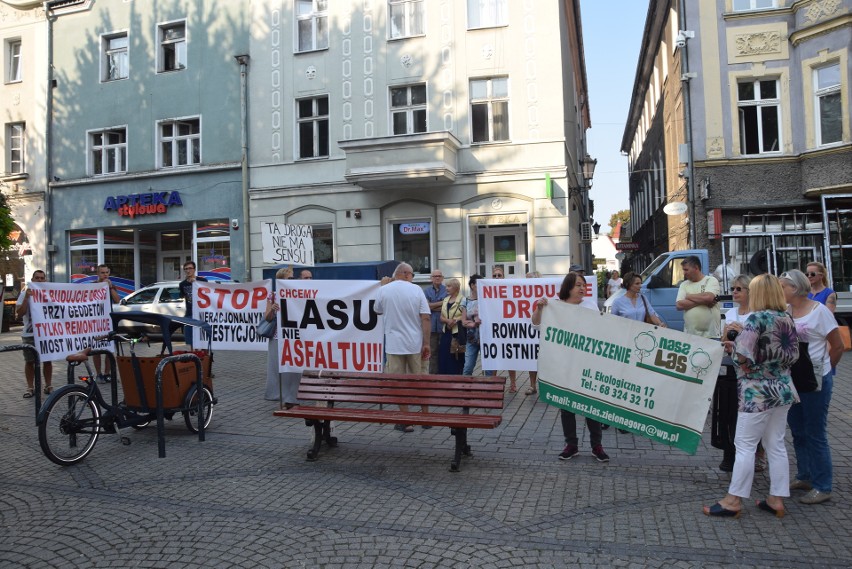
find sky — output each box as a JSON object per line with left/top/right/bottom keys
{"left": 579, "top": 0, "right": 650, "bottom": 235}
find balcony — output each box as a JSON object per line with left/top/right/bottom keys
{"left": 338, "top": 131, "right": 461, "bottom": 189}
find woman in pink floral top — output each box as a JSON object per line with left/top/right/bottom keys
{"left": 704, "top": 274, "right": 799, "bottom": 519}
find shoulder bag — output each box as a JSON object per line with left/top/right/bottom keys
{"left": 256, "top": 317, "right": 276, "bottom": 339}
{"left": 639, "top": 295, "right": 655, "bottom": 325}
{"left": 790, "top": 342, "right": 818, "bottom": 393}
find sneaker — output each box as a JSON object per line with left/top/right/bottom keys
{"left": 103, "top": 374, "right": 112, "bottom": 383}
{"left": 799, "top": 489, "right": 831, "bottom": 504}
{"left": 558, "top": 445, "right": 579, "bottom": 460}
{"left": 790, "top": 479, "right": 813, "bottom": 491}
{"left": 592, "top": 445, "right": 610, "bottom": 462}
{"left": 97, "top": 374, "right": 107, "bottom": 383}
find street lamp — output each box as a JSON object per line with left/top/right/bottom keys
{"left": 580, "top": 154, "right": 597, "bottom": 185}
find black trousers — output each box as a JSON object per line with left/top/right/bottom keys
{"left": 561, "top": 409, "right": 603, "bottom": 448}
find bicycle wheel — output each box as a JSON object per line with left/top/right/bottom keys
{"left": 183, "top": 386, "right": 214, "bottom": 433}
{"left": 38, "top": 385, "right": 101, "bottom": 466}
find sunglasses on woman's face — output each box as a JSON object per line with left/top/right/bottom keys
{"left": 732, "top": 286, "right": 747, "bottom": 292}
{"left": 806, "top": 272, "right": 819, "bottom": 277}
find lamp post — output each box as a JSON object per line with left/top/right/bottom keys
{"left": 576, "top": 154, "right": 597, "bottom": 272}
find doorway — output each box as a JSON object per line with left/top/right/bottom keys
{"left": 160, "top": 252, "right": 191, "bottom": 281}
{"left": 474, "top": 226, "right": 529, "bottom": 278}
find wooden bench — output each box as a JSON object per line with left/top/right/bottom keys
{"left": 273, "top": 371, "right": 506, "bottom": 472}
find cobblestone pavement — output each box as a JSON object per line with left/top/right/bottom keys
{"left": 1, "top": 327, "right": 850, "bottom": 568}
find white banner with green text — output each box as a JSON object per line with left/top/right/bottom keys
{"left": 537, "top": 301, "right": 723, "bottom": 454}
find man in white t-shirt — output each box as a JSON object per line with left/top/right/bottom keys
{"left": 375, "top": 262, "right": 431, "bottom": 432}
{"left": 676, "top": 256, "right": 721, "bottom": 338}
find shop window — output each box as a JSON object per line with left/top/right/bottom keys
{"left": 6, "top": 39, "right": 21, "bottom": 83}
{"left": 296, "top": 0, "right": 328, "bottom": 53}
{"left": 391, "top": 219, "right": 432, "bottom": 275}
{"left": 197, "top": 220, "right": 231, "bottom": 281}
{"left": 815, "top": 63, "right": 841, "bottom": 146}
{"left": 390, "top": 84, "right": 427, "bottom": 135}
{"left": 89, "top": 127, "right": 127, "bottom": 175}
{"left": 312, "top": 225, "right": 334, "bottom": 263}
{"left": 158, "top": 21, "right": 186, "bottom": 72}
{"left": 102, "top": 32, "right": 128, "bottom": 81}
{"left": 297, "top": 96, "right": 329, "bottom": 159}
{"left": 470, "top": 77, "right": 509, "bottom": 143}
{"left": 6, "top": 122, "right": 24, "bottom": 174}
{"left": 158, "top": 117, "right": 200, "bottom": 168}
{"left": 737, "top": 79, "right": 780, "bottom": 155}
{"left": 389, "top": 0, "right": 424, "bottom": 39}
{"left": 467, "top": 0, "right": 507, "bottom": 29}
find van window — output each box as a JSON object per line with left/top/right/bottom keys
{"left": 653, "top": 258, "right": 685, "bottom": 288}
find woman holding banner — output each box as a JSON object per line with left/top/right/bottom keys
{"left": 263, "top": 267, "right": 301, "bottom": 408}
{"left": 532, "top": 271, "right": 610, "bottom": 463}
{"left": 704, "top": 274, "right": 799, "bottom": 518}
{"left": 460, "top": 275, "right": 484, "bottom": 376}
{"left": 438, "top": 278, "right": 466, "bottom": 375}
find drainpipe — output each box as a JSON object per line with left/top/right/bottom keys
{"left": 235, "top": 55, "right": 251, "bottom": 282}
{"left": 678, "top": 0, "right": 697, "bottom": 249}
{"left": 43, "top": 1, "right": 59, "bottom": 281}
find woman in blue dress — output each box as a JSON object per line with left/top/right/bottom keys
{"left": 610, "top": 272, "right": 666, "bottom": 327}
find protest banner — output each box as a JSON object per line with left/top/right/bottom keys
{"left": 537, "top": 301, "right": 722, "bottom": 454}
{"left": 29, "top": 282, "right": 114, "bottom": 362}
{"left": 478, "top": 276, "right": 597, "bottom": 372}
{"left": 276, "top": 280, "right": 383, "bottom": 373}
{"left": 261, "top": 222, "right": 315, "bottom": 265}
{"left": 194, "top": 280, "right": 271, "bottom": 350}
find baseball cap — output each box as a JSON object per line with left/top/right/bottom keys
{"left": 569, "top": 264, "right": 584, "bottom": 273}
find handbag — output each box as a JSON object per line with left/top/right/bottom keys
{"left": 839, "top": 325, "right": 851, "bottom": 351}
{"left": 256, "top": 318, "right": 276, "bottom": 339}
{"left": 639, "top": 295, "right": 655, "bottom": 325}
{"left": 790, "top": 342, "right": 818, "bottom": 393}
{"left": 450, "top": 336, "right": 466, "bottom": 355}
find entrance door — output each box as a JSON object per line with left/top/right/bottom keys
{"left": 160, "top": 252, "right": 191, "bottom": 281}
{"left": 475, "top": 227, "right": 528, "bottom": 278}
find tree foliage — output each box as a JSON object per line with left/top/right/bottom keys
{"left": 0, "top": 192, "right": 15, "bottom": 252}
{"left": 609, "top": 209, "right": 630, "bottom": 233}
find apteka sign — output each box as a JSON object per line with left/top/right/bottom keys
{"left": 103, "top": 191, "right": 183, "bottom": 218}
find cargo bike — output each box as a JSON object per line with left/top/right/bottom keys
{"left": 37, "top": 312, "right": 217, "bottom": 465}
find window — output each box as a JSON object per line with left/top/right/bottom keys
{"left": 311, "top": 225, "right": 334, "bottom": 263}
{"left": 470, "top": 77, "right": 509, "bottom": 143}
{"left": 391, "top": 220, "right": 432, "bottom": 275}
{"left": 297, "top": 96, "right": 329, "bottom": 159}
{"left": 737, "top": 79, "right": 780, "bottom": 155}
{"left": 390, "top": 84, "right": 427, "bottom": 135}
{"left": 89, "top": 127, "right": 127, "bottom": 175}
{"left": 102, "top": 33, "right": 128, "bottom": 81}
{"left": 296, "top": 0, "right": 328, "bottom": 52}
{"left": 6, "top": 39, "right": 21, "bottom": 83}
{"left": 159, "top": 118, "right": 200, "bottom": 168}
{"left": 467, "top": 0, "right": 507, "bottom": 29}
{"left": 158, "top": 21, "right": 186, "bottom": 72}
{"left": 389, "top": 0, "right": 424, "bottom": 39}
{"left": 815, "top": 63, "right": 841, "bottom": 146}
{"left": 732, "top": 0, "right": 776, "bottom": 11}
{"left": 6, "top": 123, "right": 24, "bottom": 174}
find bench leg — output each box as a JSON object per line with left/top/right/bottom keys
{"left": 449, "top": 427, "right": 470, "bottom": 472}
{"left": 306, "top": 420, "right": 336, "bottom": 461}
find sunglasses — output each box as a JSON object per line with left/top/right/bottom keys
{"left": 732, "top": 286, "right": 748, "bottom": 292}
{"left": 492, "top": 274, "right": 504, "bottom": 278}
{"left": 806, "top": 272, "right": 820, "bottom": 277}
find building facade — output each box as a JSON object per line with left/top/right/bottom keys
{"left": 622, "top": 0, "right": 851, "bottom": 273}
{"left": 46, "top": 0, "right": 249, "bottom": 292}
{"left": 246, "top": 0, "right": 594, "bottom": 283}
{"left": 1, "top": 0, "right": 48, "bottom": 289}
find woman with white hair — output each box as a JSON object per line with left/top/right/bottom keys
{"left": 779, "top": 269, "right": 844, "bottom": 505}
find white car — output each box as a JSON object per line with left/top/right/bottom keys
{"left": 112, "top": 281, "right": 186, "bottom": 335}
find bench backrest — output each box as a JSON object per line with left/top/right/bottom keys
{"left": 298, "top": 372, "right": 505, "bottom": 411}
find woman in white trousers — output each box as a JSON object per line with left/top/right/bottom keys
{"left": 703, "top": 274, "right": 799, "bottom": 519}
